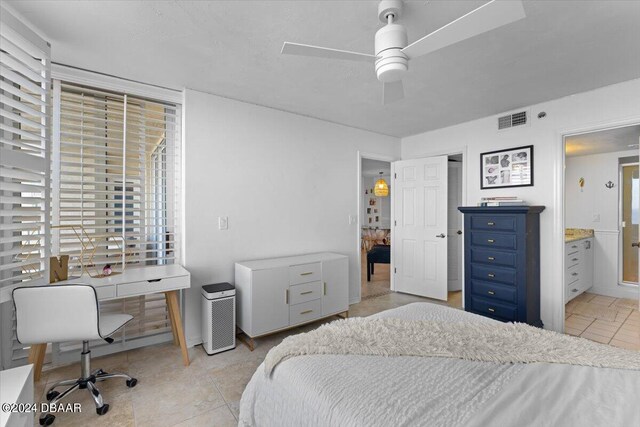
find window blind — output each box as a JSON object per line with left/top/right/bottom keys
{"left": 0, "top": 6, "right": 51, "bottom": 368}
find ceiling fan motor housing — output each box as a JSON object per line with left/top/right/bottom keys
{"left": 374, "top": 23, "right": 408, "bottom": 83}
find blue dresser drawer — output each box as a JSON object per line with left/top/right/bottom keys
{"left": 470, "top": 231, "right": 517, "bottom": 250}
{"left": 470, "top": 263, "right": 517, "bottom": 285}
{"left": 470, "top": 248, "right": 517, "bottom": 268}
{"left": 470, "top": 215, "right": 517, "bottom": 232}
{"left": 470, "top": 296, "right": 517, "bottom": 322}
{"left": 470, "top": 280, "right": 517, "bottom": 304}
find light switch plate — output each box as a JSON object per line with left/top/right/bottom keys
{"left": 592, "top": 214, "right": 600, "bottom": 222}
{"left": 218, "top": 216, "right": 228, "bottom": 230}
{"left": 349, "top": 215, "right": 356, "bottom": 225}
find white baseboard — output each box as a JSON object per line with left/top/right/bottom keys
{"left": 589, "top": 284, "right": 639, "bottom": 301}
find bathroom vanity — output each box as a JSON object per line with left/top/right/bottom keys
{"left": 565, "top": 229, "right": 594, "bottom": 302}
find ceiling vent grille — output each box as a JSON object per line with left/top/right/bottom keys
{"left": 498, "top": 111, "right": 527, "bottom": 130}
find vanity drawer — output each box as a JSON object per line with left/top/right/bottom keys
{"left": 470, "top": 280, "right": 517, "bottom": 304}
{"left": 470, "top": 232, "right": 517, "bottom": 250}
{"left": 565, "top": 242, "right": 580, "bottom": 256}
{"left": 470, "top": 263, "right": 517, "bottom": 286}
{"left": 95, "top": 285, "right": 116, "bottom": 300}
{"left": 289, "top": 299, "right": 322, "bottom": 326}
{"left": 116, "top": 275, "right": 188, "bottom": 297}
{"left": 565, "top": 264, "right": 580, "bottom": 285}
{"left": 470, "top": 215, "right": 517, "bottom": 232}
{"left": 470, "top": 296, "right": 517, "bottom": 322}
{"left": 470, "top": 248, "right": 517, "bottom": 268}
{"left": 566, "top": 251, "right": 581, "bottom": 268}
{"left": 289, "top": 263, "right": 321, "bottom": 285}
{"left": 289, "top": 281, "right": 323, "bottom": 305}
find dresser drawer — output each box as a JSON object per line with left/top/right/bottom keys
{"left": 95, "top": 285, "right": 116, "bottom": 300}
{"left": 470, "top": 232, "right": 517, "bottom": 250}
{"left": 470, "top": 248, "right": 517, "bottom": 268}
{"left": 470, "top": 280, "right": 517, "bottom": 304}
{"left": 470, "top": 296, "right": 517, "bottom": 322}
{"left": 289, "top": 281, "right": 322, "bottom": 305}
{"left": 566, "top": 251, "right": 581, "bottom": 268}
{"left": 565, "top": 242, "right": 580, "bottom": 256}
{"left": 470, "top": 264, "right": 517, "bottom": 286}
{"left": 289, "top": 263, "right": 321, "bottom": 285}
{"left": 566, "top": 264, "right": 580, "bottom": 285}
{"left": 470, "top": 215, "right": 517, "bottom": 232}
{"left": 116, "top": 275, "right": 188, "bottom": 297}
{"left": 289, "top": 299, "right": 322, "bottom": 326}
{"left": 566, "top": 281, "right": 582, "bottom": 301}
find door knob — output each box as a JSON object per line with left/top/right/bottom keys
{"left": 632, "top": 242, "right": 640, "bottom": 248}
{"left": 436, "top": 233, "right": 446, "bottom": 238}
{"left": 456, "top": 230, "right": 462, "bottom": 235}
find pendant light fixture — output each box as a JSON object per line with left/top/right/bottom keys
{"left": 374, "top": 171, "right": 389, "bottom": 197}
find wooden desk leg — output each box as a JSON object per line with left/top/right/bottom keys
{"left": 165, "top": 293, "right": 180, "bottom": 346}
{"left": 28, "top": 343, "right": 47, "bottom": 382}
{"left": 236, "top": 333, "right": 255, "bottom": 351}
{"left": 165, "top": 290, "right": 190, "bottom": 366}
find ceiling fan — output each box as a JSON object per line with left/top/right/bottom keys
{"left": 281, "top": 0, "right": 526, "bottom": 104}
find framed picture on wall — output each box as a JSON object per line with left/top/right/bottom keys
{"left": 480, "top": 145, "right": 533, "bottom": 189}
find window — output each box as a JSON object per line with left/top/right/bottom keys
{"left": 0, "top": 7, "right": 51, "bottom": 368}
{"left": 52, "top": 81, "right": 181, "bottom": 273}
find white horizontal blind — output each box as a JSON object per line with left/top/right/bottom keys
{"left": 0, "top": 6, "right": 51, "bottom": 368}
{"left": 51, "top": 81, "right": 181, "bottom": 357}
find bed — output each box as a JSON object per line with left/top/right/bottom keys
{"left": 239, "top": 302, "right": 640, "bottom": 427}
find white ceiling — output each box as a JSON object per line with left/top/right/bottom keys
{"left": 8, "top": 0, "right": 640, "bottom": 137}
{"left": 565, "top": 125, "right": 640, "bottom": 157}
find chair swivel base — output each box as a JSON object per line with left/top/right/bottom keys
{"left": 39, "top": 342, "right": 137, "bottom": 426}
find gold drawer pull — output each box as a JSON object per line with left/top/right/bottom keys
{"left": 487, "top": 290, "right": 495, "bottom": 295}
{"left": 300, "top": 309, "right": 313, "bottom": 315}
{"left": 487, "top": 239, "right": 495, "bottom": 243}
{"left": 487, "top": 256, "right": 495, "bottom": 261}
{"left": 488, "top": 273, "right": 495, "bottom": 278}
{"left": 488, "top": 308, "right": 495, "bottom": 313}
{"left": 487, "top": 222, "right": 495, "bottom": 226}
{"left": 300, "top": 291, "right": 313, "bottom": 295}
{"left": 300, "top": 272, "right": 313, "bottom": 276}
{"left": 323, "top": 282, "right": 327, "bottom": 295}
{"left": 285, "top": 289, "right": 289, "bottom": 304}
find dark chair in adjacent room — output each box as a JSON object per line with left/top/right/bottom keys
{"left": 367, "top": 244, "right": 390, "bottom": 281}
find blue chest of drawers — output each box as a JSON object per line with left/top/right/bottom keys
{"left": 458, "top": 206, "right": 545, "bottom": 327}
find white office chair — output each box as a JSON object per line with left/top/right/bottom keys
{"left": 13, "top": 284, "right": 138, "bottom": 426}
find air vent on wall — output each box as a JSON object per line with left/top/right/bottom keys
{"left": 498, "top": 111, "right": 527, "bottom": 130}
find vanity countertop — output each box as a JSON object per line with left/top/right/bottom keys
{"left": 565, "top": 228, "right": 594, "bottom": 243}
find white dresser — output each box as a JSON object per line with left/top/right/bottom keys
{"left": 235, "top": 253, "right": 349, "bottom": 346}
{"left": 565, "top": 237, "right": 594, "bottom": 302}
{"left": 0, "top": 365, "right": 33, "bottom": 427}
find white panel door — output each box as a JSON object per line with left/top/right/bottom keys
{"left": 393, "top": 156, "right": 448, "bottom": 300}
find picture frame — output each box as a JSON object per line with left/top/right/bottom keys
{"left": 480, "top": 145, "right": 533, "bottom": 189}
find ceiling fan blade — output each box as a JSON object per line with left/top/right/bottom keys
{"left": 402, "top": 0, "right": 525, "bottom": 60}
{"left": 383, "top": 80, "right": 404, "bottom": 105}
{"left": 281, "top": 42, "right": 375, "bottom": 63}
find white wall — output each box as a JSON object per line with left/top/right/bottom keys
{"left": 184, "top": 89, "right": 399, "bottom": 345}
{"left": 401, "top": 78, "right": 640, "bottom": 332}
{"left": 566, "top": 150, "right": 639, "bottom": 299}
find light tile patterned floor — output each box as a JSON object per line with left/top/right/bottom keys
{"left": 565, "top": 292, "right": 640, "bottom": 351}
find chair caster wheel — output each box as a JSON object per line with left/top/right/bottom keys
{"left": 39, "top": 414, "right": 55, "bottom": 425}
{"left": 95, "top": 369, "right": 107, "bottom": 375}
{"left": 126, "top": 378, "right": 137, "bottom": 388}
{"left": 96, "top": 404, "right": 109, "bottom": 416}
{"left": 46, "top": 390, "right": 60, "bottom": 401}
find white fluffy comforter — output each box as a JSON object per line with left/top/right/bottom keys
{"left": 240, "top": 303, "right": 640, "bottom": 427}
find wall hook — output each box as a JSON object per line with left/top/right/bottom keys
{"left": 605, "top": 181, "right": 615, "bottom": 189}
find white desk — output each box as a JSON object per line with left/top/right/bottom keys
{"left": 28, "top": 265, "right": 191, "bottom": 381}
{"left": 0, "top": 365, "right": 34, "bottom": 427}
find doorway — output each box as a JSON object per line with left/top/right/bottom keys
{"left": 360, "top": 158, "right": 392, "bottom": 300}
{"left": 447, "top": 155, "right": 464, "bottom": 308}
{"left": 563, "top": 124, "right": 640, "bottom": 350}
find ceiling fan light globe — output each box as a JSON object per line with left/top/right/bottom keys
{"left": 375, "top": 49, "right": 408, "bottom": 82}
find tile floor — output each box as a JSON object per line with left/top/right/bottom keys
{"left": 565, "top": 292, "right": 640, "bottom": 350}
{"left": 33, "top": 291, "right": 445, "bottom": 427}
